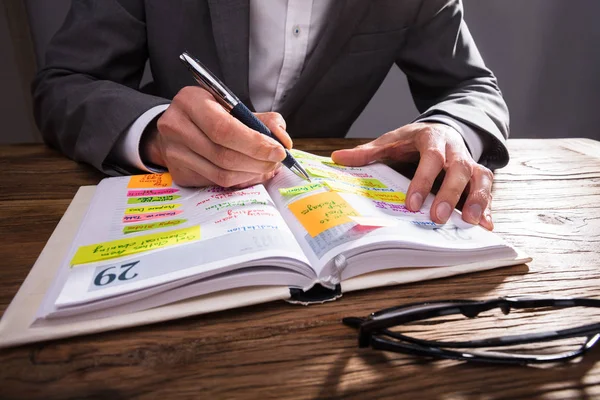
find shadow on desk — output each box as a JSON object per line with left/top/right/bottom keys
{"left": 319, "top": 342, "right": 600, "bottom": 399}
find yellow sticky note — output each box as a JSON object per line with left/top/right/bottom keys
{"left": 323, "top": 181, "right": 405, "bottom": 203}
{"left": 364, "top": 191, "right": 406, "bottom": 203}
{"left": 289, "top": 149, "right": 332, "bottom": 162}
{"left": 305, "top": 167, "right": 387, "bottom": 188}
{"left": 71, "top": 226, "right": 201, "bottom": 265}
{"left": 278, "top": 183, "right": 324, "bottom": 196}
{"left": 288, "top": 192, "right": 359, "bottom": 237}
{"left": 305, "top": 166, "right": 339, "bottom": 179}
{"left": 128, "top": 173, "right": 173, "bottom": 189}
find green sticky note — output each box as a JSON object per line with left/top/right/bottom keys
{"left": 123, "top": 219, "right": 187, "bottom": 234}
{"left": 127, "top": 195, "right": 181, "bottom": 204}
{"left": 278, "top": 183, "right": 324, "bottom": 196}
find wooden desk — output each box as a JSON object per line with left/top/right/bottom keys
{"left": 1, "top": 139, "right": 599, "bottom": 399}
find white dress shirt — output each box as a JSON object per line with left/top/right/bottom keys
{"left": 111, "top": 0, "right": 483, "bottom": 172}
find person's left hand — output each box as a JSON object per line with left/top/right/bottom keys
{"left": 331, "top": 122, "right": 494, "bottom": 230}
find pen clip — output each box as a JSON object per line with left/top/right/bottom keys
{"left": 179, "top": 51, "right": 239, "bottom": 110}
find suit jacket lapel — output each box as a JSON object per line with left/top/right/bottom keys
{"left": 278, "top": 0, "right": 370, "bottom": 118}
{"left": 207, "top": 0, "right": 253, "bottom": 108}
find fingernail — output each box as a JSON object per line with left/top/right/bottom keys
{"left": 468, "top": 204, "right": 482, "bottom": 222}
{"left": 436, "top": 202, "right": 452, "bottom": 222}
{"left": 409, "top": 193, "right": 423, "bottom": 211}
{"left": 486, "top": 214, "right": 494, "bottom": 230}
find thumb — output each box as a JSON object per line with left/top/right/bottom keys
{"left": 331, "top": 142, "right": 381, "bottom": 167}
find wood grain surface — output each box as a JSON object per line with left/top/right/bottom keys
{"left": 0, "top": 139, "right": 599, "bottom": 400}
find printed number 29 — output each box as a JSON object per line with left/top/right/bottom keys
{"left": 94, "top": 261, "right": 139, "bottom": 287}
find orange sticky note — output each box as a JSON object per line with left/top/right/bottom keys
{"left": 288, "top": 192, "right": 359, "bottom": 237}
{"left": 128, "top": 173, "right": 173, "bottom": 189}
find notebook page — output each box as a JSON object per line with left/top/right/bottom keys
{"left": 265, "top": 150, "right": 512, "bottom": 279}
{"left": 49, "top": 174, "right": 312, "bottom": 310}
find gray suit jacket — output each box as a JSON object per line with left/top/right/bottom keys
{"left": 32, "top": 0, "right": 510, "bottom": 174}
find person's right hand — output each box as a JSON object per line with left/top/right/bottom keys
{"left": 141, "top": 86, "right": 293, "bottom": 188}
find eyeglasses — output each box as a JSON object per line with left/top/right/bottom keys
{"left": 343, "top": 297, "right": 600, "bottom": 365}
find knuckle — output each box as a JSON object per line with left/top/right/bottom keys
{"left": 471, "top": 188, "right": 492, "bottom": 204}
{"left": 177, "top": 86, "right": 207, "bottom": 100}
{"left": 175, "top": 86, "right": 193, "bottom": 100}
{"left": 417, "top": 125, "right": 437, "bottom": 141}
{"left": 156, "top": 114, "right": 170, "bottom": 134}
{"left": 175, "top": 86, "right": 199, "bottom": 108}
{"left": 253, "top": 141, "right": 276, "bottom": 160}
{"left": 424, "top": 147, "right": 445, "bottom": 165}
{"left": 271, "top": 112, "right": 285, "bottom": 127}
{"left": 479, "top": 165, "right": 494, "bottom": 180}
{"left": 449, "top": 158, "right": 474, "bottom": 175}
{"left": 156, "top": 110, "right": 180, "bottom": 136}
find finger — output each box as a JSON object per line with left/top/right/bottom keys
{"left": 331, "top": 133, "right": 406, "bottom": 166}
{"left": 430, "top": 159, "right": 473, "bottom": 224}
{"left": 481, "top": 206, "right": 494, "bottom": 231}
{"left": 188, "top": 95, "right": 286, "bottom": 162}
{"left": 405, "top": 138, "right": 446, "bottom": 213}
{"left": 159, "top": 106, "right": 279, "bottom": 174}
{"left": 169, "top": 164, "right": 214, "bottom": 188}
{"left": 162, "top": 140, "right": 260, "bottom": 188}
{"left": 256, "top": 112, "right": 293, "bottom": 149}
{"left": 463, "top": 166, "right": 494, "bottom": 230}
{"left": 230, "top": 170, "right": 278, "bottom": 190}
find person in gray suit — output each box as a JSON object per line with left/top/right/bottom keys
{"left": 33, "top": 0, "right": 508, "bottom": 230}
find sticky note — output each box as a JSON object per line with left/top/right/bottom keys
{"left": 323, "top": 181, "right": 405, "bottom": 204}
{"left": 123, "top": 219, "right": 187, "bottom": 234}
{"left": 320, "top": 161, "right": 342, "bottom": 169}
{"left": 127, "top": 188, "right": 179, "bottom": 197}
{"left": 71, "top": 226, "right": 201, "bottom": 265}
{"left": 364, "top": 191, "right": 406, "bottom": 203}
{"left": 127, "top": 195, "right": 181, "bottom": 204}
{"left": 128, "top": 173, "right": 173, "bottom": 189}
{"left": 122, "top": 210, "right": 183, "bottom": 223}
{"left": 305, "top": 167, "right": 387, "bottom": 188}
{"left": 278, "top": 183, "right": 324, "bottom": 196}
{"left": 289, "top": 149, "right": 332, "bottom": 162}
{"left": 288, "top": 192, "right": 359, "bottom": 237}
{"left": 305, "top": 166, "right": 339, "bottom": 179}
{"left": 124, "top": 204, "right": 181, "bottom": 215}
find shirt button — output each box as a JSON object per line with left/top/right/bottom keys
{"left": 293, "top": 25, "right": 301, "bottom": 37}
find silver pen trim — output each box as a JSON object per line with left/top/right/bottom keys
{"left": 290, "top": 163, "right": 311, "bottom": 182}
{"left": 180, "top": 52, "right": 239, "bottom": 110}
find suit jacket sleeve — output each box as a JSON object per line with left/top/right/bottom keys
{"left": 396, "top": 0, "right": 510, "bottom": 170}
{"left": 32, "top": 0, "right": 170, "bottom": 175}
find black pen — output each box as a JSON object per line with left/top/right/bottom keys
{"left": 179, "top": 51, "right": 311, "bottom": 182}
